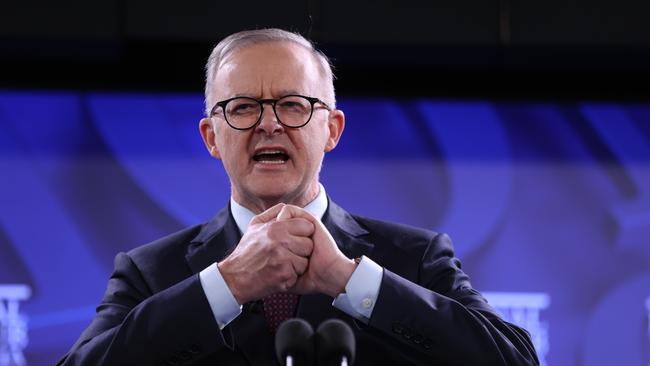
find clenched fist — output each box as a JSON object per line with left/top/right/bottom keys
{"left": 218, "top": 203, "right": 316, "bottom": 304}
{"left": 276, "top": 205, "right": 356, "bottom": 298}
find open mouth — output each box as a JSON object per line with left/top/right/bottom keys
{"left": 252, "top": 149, "right": 290, "bottom": 164}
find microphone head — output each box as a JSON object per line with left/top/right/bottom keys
{"left": 316, "top": 319, "right": 356, "bottom": 366}
{"left": 275, "top": 318, "right": 315, "bottom": 366}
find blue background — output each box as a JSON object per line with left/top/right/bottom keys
{"left": 1, "top": 91, "right": 649, "bottom": 365}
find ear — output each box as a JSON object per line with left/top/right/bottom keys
{"left": 199, "top": 118, "right": 222, "bottom": 159}
{"left": 324, "top": 109, "right": 345, "bottom": 152}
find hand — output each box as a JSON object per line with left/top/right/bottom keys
{"left": 217, "top": 203, "right": 315, "bottom": 304}
{"left": 277, "top": 205, "right": 356, "bottom": 298}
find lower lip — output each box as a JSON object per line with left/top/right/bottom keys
{"left": 253, "top": 159, "right": 290, "bottom": 170}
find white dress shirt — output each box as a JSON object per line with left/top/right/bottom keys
{"left": 199, "top": 184, "right": 383, "bottom": 329}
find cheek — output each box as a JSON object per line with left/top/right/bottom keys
{"left": 303, "top": 135, "right": 328, "bottom": 166}
{"left": 216, "top": 133, "right": 247, "bottom": 164}
{"left": 288, "top": 125, "right": 328, "bottom": 166}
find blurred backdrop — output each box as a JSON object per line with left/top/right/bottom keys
{"left": 1, "top": 1, "right": 649, "bottom": 365}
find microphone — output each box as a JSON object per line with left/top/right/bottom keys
{"left": 275, "top": 318, "right": 315, "bottom": 366}
{"left": 315, "top": 319, "right": 356, "bottom": 366}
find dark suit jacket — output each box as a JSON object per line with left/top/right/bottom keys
{"left": 58, "top": 199, "right": 538, "bottom": 366}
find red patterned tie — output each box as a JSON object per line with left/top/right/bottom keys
{"left": 262, "top": 292, "right": 300, "bottom": 333}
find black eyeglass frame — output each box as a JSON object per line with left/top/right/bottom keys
{"left": 209, "top": 94, "right": 331, "bottom": 130}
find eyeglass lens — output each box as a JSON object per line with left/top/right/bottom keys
{"left": 224, "top": 96, "right": 313, "bottom": 129}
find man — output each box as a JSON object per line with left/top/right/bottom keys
{"left": 59, "top": 29, "right": 538, "bottom": 365}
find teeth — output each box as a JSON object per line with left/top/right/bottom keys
{"left": 254, "top": 149, "right": 288, "bottom": 164}
{"left": 257, "top": 149, "right": 284, "bottom": 154}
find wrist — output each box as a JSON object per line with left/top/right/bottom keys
{"left": 324, "top": 257, "right": 357, "bottom": 298}
{"left": 217, "top": 260, "right": 247, "bottom": 305}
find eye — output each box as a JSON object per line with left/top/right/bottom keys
{"left": 277, "top": 98, "right": 309, "bottom": 114}
{"left": 228, "top": 100, "right": 259, "bottom": 115}
{"left": 234, "top": 103, "right": 255, "bottom": 111}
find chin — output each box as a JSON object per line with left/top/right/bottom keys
{"left": 238, "top": 173, "right": 315, "bottom": 205}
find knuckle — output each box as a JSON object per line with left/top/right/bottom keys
{"left": 280, "top": 268, "right": 295, "bottom": 282}
{"left": 266, "top": 222, "right": 280, "bottom": 239}
{"left": 267, "top": 222, "right": 288, "bottom": 241}
{"left": 267, "top": 250, "right": 291, "bottom": 271}
{"left": 267, "top": 255, "right": 284, "bottom": 270}
{"left": 296, "top": 263, "right": 307, "bottom": 275}
{"left": 270, "top": 245, "right": 285, "bottom": 259}
{"left": 276, "top": 237, "right": 290, "bottom": 250}
{"left": 285, "top": 276, "right": 297, "bottom": 288}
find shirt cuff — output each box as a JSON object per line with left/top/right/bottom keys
{"left": 332, "top": 256, "right": 383, "bottom": 323}
{"left": 199, "top": 262, "right": 243, "bottom": 329}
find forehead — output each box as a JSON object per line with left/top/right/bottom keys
{"left": 212, "top": 41, "right": 322, "bottom": 100}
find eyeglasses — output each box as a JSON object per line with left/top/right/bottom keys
{"left": 210, "top": 94, "right": 331, "bottom": 130}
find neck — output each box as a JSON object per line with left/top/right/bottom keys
{"left": 233, "top": 181, "right": 320, "bottom": 214}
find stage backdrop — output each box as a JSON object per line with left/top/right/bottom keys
{"left": 1, "top": 91, "right": 649, "bottom": 366}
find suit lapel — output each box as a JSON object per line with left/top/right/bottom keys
{"left": 185, "top": 206, "right": 241, "bottom": 275}
{"left": 322, "top": 198, "right": 374, "bottom": 260}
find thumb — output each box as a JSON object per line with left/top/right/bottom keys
{"left": 250, "top": 203, "right": 286, "bottom": 224}
{"left": 277, "top": 205, "right": 294, "bottom": 221}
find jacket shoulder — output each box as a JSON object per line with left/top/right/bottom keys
{"left": 111, "top": 224, "right": 207, "bottom": 293}
{"left": 127, "top": 224, "right": 204, "bottom": 260}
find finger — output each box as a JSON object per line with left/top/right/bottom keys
{"left": 277, "top": 265, "right": 298, "bottom": 291}
{"left": 251, "top": 203, "right": 285, "bottom": 224}
{"left": 313, "top": 217, "right": 337, "bottom": 244}
{"left": 277, "top": 205, "right": 318, "bottom": 224}
{"left": 283, "top": 218, "right": 315, "bottom": 237}
{"left": 283, "top": 275, "right": 298, "bottom": 291}
{"left": 282, "top": 236, "right": 314, "bottom": 257}
{"left": 290, "top": 254, "right": 309, "bottom": 276}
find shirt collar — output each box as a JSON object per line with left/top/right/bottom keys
{"left": 230, "top": 183, "right": 328, "bottom": 234}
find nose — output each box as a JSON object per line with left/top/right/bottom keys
{"left": 255, "top": 104, "right": 284, "bottom": 135}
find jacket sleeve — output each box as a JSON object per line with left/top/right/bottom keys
{"left": 57, "top": 252, "right": 233, "bottom": 366}
{"left": 365, "top": 233, "right": 539, "bottom": 365}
